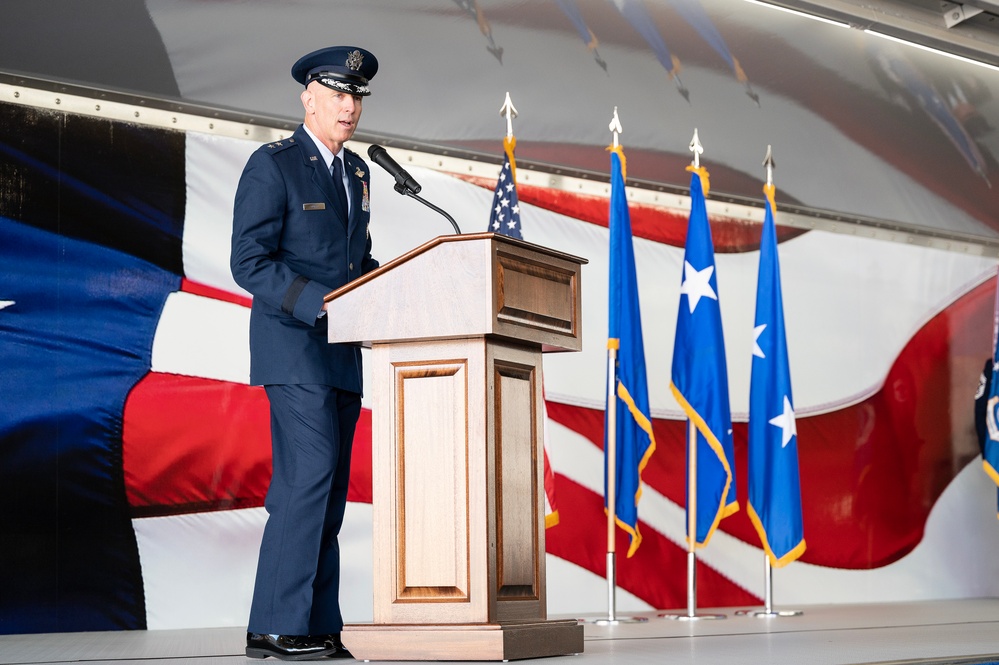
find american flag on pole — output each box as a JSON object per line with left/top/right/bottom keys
{"left": 487, "top": 128, "right": 557, "bottom": 525}
{"left": 487, "top": 135, "right": 523, "bottom": 239}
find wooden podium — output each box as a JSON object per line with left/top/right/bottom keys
{"left": 324, "top": 233, "right": 586, "bottom": 661}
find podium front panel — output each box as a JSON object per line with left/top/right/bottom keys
{"left": 370, "top": 337, "right": 548, "bottom": 626}
{"left": 396, "top": 359, "right": 469, "bottom": 601}
{"left": 488, "top": 342, "right": 546, "bottom": 623}
{"left": 371, "top": 338, "right": 489, "bottom": 625}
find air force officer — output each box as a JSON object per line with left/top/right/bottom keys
{"left": 230, "top": 45, "right": 380, "bottom": 660}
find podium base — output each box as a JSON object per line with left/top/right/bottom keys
{"left": 342, "top": 619, "right": 584, "bottom": 661}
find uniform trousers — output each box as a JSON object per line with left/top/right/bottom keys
{"left": 248, "top": 384, "right": 361, "bottom": 636}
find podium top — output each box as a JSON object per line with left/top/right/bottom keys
{"left": 324, "top": 232, "right": 587, "bottom": 352}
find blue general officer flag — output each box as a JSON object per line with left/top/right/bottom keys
{"left": 983, "top": 272, "right": 999, "bottom": 517}
{"left": 606, "top": 145, "right": 656, "bottom": 557}
{"left": 747, "top": 184, "right": 806, "bottom": 566}
{"left": 487, "top": 136, "right": 523, "bottom": 239}
{"left": 670, "top": 165, "right": 738, "bottom": 548}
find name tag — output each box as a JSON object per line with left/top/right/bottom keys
{"left": 303, "top": 202, "right": 326, "bottom": 211}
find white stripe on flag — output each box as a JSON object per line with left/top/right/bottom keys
{"left": 134, "top": 503, "right": 375, "bottom": 630}
{"left": 151, "top": 290, "right": 250, "bottom": 384}
{"left": 183, "top": 133, "right": 255, "bottom": 297}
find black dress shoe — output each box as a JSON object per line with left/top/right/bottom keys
{"left": 246, "top": 633, "right": 336, "bottom": 660}
{"left": 321, "top": 634, "right": 353, "bottom": 660}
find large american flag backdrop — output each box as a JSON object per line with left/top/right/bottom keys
{"left": 2, "top": 99, "right": 999, "bottom": 634}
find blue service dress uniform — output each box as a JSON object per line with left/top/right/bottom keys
{"left": 230, "top": 123, "right": 378, "bottom": 636}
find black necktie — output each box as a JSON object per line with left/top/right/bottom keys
{"left": 331, "top": 156, "right": 348, "bottom": 217}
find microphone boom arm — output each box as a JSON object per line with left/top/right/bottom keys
{"left": 398, "top": 184, "right": 462, "bottom": 235}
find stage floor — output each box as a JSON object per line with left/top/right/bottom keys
{"left": 3, "top": 599, "right": 999, "bottom": 665}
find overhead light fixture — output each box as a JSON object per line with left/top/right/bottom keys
{"left": 741, "top": 0, "right": 850, "bottom": 28}
{"left": 864, "top": 29, "right": 999, "bottom": 74}
{"left": 743, "top": 0, "right": 999, "bottom": 74}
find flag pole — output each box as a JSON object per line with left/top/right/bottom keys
{"left": 661, "top": 129, "right": 724, "bottom": 622}
{"left": 585, "top": 108, "right": 646, "bottom": 626}
{"left": 605, "top": 343, "right": 619, "bottom": 622}
{"left": 740, "top": 146, "right": 802, "bottom": 620}
{"left": 661, "top": 419, "right": 722, "bottom": 620}
{"left": 686, "top": 419, "right": 698, "bottom": 619}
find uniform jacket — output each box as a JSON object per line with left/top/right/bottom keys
{"left": 230, "top": 124, "right": 378, "bottom": 391}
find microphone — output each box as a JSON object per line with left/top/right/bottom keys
{"left": 367, "top": 144, "right": 461, "bottom": 234}
{"left": 367, "top": 145, "right": 421, "bottom": 194}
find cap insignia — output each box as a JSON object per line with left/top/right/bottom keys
{"left": 346, "top": 50, "right": 364, "bottom": 71}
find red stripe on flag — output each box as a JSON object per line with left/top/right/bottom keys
{"left": 122, "top": 373, "right": 373, "bottom": 517}
{"left": 181, "top": 277, "right": 252, "bottom": 308}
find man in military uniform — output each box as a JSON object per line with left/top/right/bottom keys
{"left": 230, "top": 45, "right": 380, "bottom": 660}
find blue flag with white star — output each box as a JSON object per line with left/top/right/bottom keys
{"left": 670, "top": 165, "right": 738, "bottom": 548}
{"left": 983, "top": 271, "right": 999, "bottom": 517}
{"left": 747, "top": 185, "right": 806, "bottom": 566}
{"left": 487, "top": 136, "right": 522, "bottom": 238}
{"left": 606, "top": 145, "right": 656, "bottom": 557}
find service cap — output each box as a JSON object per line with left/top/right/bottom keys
{"left": 291, "top": 46, "right": 378, "bottom": 96}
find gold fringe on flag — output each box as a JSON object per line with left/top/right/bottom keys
{"left": 685, "top": 164, "right": 710, "bottom": 197}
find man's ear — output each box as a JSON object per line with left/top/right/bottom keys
{"left": 301, "top": 88, "right": 314, "bottom": 115}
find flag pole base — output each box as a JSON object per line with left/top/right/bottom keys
{"left": 657, "top": 612, "right": 726, "bottom": 621}
{"left": 578, "top": 552, "right": 649, "bottom": 624}
{"left": 658, "top": 551, "right": 725, "bottom": 620}
{"left": 735, "top": 609, "right": 803, "bottom": 618}
{"left": 581, "top": 616, "right": 650, "bottom": 625}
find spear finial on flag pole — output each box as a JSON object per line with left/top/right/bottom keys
{"left": 689, "top": 129, "right": 703, "bottom": 168}
{"left": 763, "top": 144, "right": 775, "bottom": 187}
{"left": 500, "top": 91, "right": 518, "bottom": 139}
{"left": 609, "top": 106, "right": 623, "bottom": 149}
